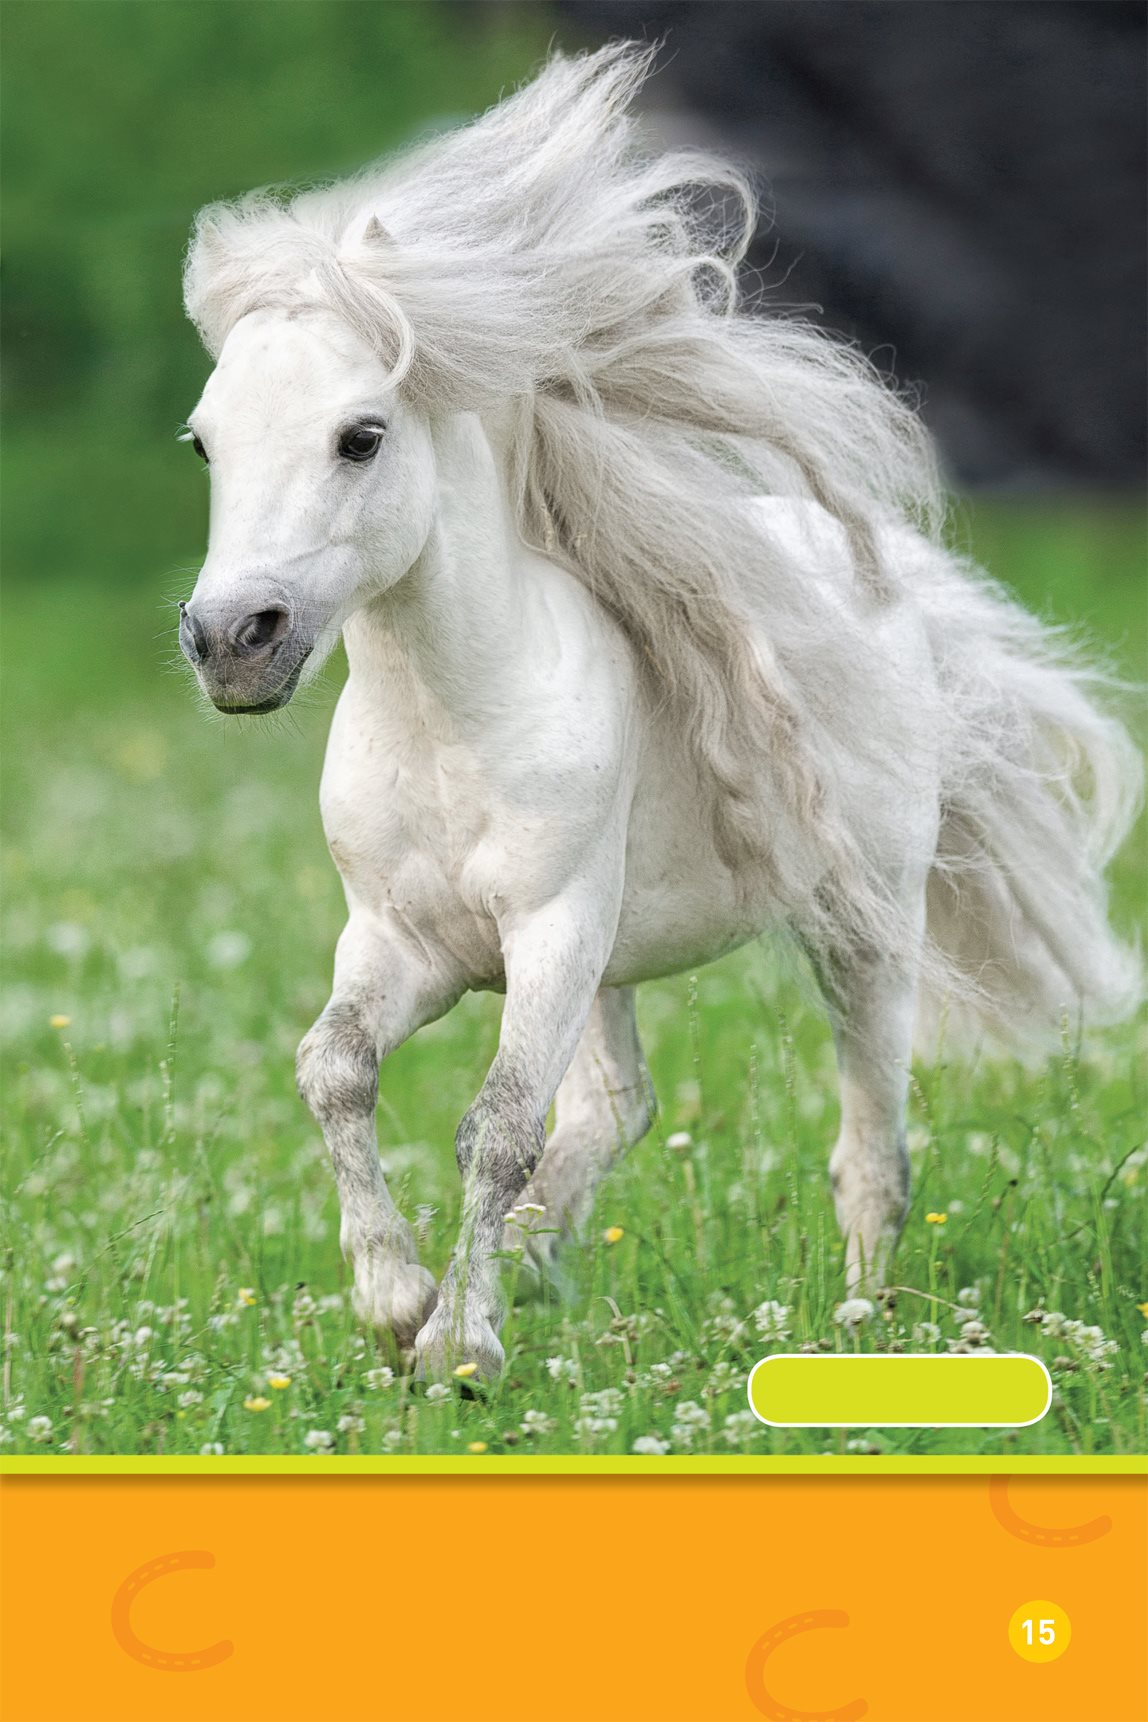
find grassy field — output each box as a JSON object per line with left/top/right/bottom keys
{"left": 1, "top": 501, "right": 1145, "bottom": 1460}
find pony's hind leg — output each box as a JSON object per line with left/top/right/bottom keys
{"left": 502, "top": 986, "right": 654, "bottom": 1282}
{"left": 821, "top": 889, "right": 926, "bottom": 1294}
{"left": 296, "top": 914, "right": 460, "bottom": 1348}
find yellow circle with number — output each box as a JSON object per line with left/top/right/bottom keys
{"left": 1008, "top": 1600, "right": 1071, "bottom": 1663}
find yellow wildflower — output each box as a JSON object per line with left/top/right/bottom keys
{"left": 49, "top": 1015, "right": 71, "bottom": 1030}
{"left": 237, "top": 1287, "right": 257, "bottom": 1306}
{"left": 243, "top": 1396, "right": 271, "bottom": 1413}
{"left": 267, "top": 1374, "right": 291, "bottom": 1390}
{"left": 466, "top": 1441, "right": 488, "bottom": 1454}
{"left": 925, "top": 1212, "right": 948, "bottom": 1225}
{"left": 603, "top": 1225, "right": 625, "bottom": 1244}
{"left": 453, "top": 1362, "right": 479, "bottom": 1379}
{"left": 1137, "top": 1302, "right": 1148, "bottom": 1319}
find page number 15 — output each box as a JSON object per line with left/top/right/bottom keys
{"left": 1009, "top": 1601, "right": 1071, "bottom": 1663}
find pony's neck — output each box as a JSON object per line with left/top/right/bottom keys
{"left": 345, "top": 411, "right": 525, "bottom": 725}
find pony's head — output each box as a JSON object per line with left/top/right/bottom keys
{"left": 179, "top": 294, "right": 436, "bottom": 713}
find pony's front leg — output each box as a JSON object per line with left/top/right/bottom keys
{"left": 296, "top": 914, "right": 460, "bottom": 1348}
{"left": 414, "top": 900, "right": 610, "bottom": 1380}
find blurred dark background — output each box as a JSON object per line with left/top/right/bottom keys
{"left": 562, "top": 0, "right": 1147, "bottom": 488}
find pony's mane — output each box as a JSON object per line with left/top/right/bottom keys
{"left": 184, "top": 44, "right": 943, "bottom": 943}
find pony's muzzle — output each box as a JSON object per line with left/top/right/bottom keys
{"left": 179, "top": 598, "right": 308, "bottom": 713}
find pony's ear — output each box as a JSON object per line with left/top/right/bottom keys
{"left": 360, "top": 213, "right": 395, "bottom": 248}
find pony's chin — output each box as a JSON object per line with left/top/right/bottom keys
{"left": 207, "top": 650, "right": 310, "bottom": 715}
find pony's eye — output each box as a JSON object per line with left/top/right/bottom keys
{"left": 191, "top": 433, "right": 208, "bottom": 463}
{"left": 338, "top": 426, "right": 384, "bottom": 462}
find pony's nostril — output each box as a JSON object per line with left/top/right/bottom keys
{"left": 232, "top": 607, "right": 289, "bottom": 655}
{"left": 179, "top": 602, "right": 209, "bottom": 663}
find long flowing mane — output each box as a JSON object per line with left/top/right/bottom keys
{"left": 184, "top": 44, "right": 947, "bottom": 950}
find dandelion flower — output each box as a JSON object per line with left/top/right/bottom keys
{"left": 243, "top": 1396, "right": 271, "bottom": 1413}
{"left": 603, "top": 1226, "right": 625, "bottom": 1244}
{"left": 466, "top": 1440, "right": 488, "bottom": 1454}
{"left": 925, "top": 1212, "right": 947, "bottom": 1225}
{"left": 453, "top": 1362, "right": 478, "bottom": 1379}
{"left": 237, "top": 1288, "right": 257, "bottom": 1307}
{"left": 834, "top": 1298, "right": 875, "bottom": 1329}
{"left": 1137, "top": 1302, "right": 1148, "bottom": 1319}
{"left": 267, "top": 1374, "right": 291, "bottom": 1390}
{"left": 49, "top": 1014, "right": 72, "bottom": 1030}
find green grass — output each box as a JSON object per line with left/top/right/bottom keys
{"left": 1, "top": 501, "right": 1145, "bottom": 1459}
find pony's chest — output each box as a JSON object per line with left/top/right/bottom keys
{"left": 319, "top": 715, "right": 508, "bottom": 973}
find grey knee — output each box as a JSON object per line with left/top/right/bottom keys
{"left": 296, "top": 1004, "right": 378, "bottom": 1123}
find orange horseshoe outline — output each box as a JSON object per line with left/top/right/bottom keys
{"left": 745, "top": 1609, "right": 868, "bottom": 1722}
{"left": 110, "top": 1550, "right": 234, "bottom": 1672}
{"left": 989, "top": 1475, "right": 1112, "bottom": 1547}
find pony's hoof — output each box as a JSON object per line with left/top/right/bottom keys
{"left": 352, "top": 1259, "right": 438, "bottom": 1350}
{"left": 413, "top": 1305, "right": 505, "bottom": 1383}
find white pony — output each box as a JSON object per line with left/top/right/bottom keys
{"left": 178, "top": 46, "right": 1139, "bottom": 1378}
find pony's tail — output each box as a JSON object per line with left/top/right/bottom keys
{"left": 915, "top": 552, "right": 1142, "bottom": 1053}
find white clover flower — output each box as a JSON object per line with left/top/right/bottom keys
{"left": 424, "top": 1382, "right": 450, "bottom": 1403}
{"left": 722, "top": 1410, "right": 758, "bottom": 1446}
{"left": 575, "top": 1416, "right": 618, "bottom": 1439}
{"left": 520, "top": 1409, "right": 557, "bottom": 1437}
{"left": 1040, "top": 1310, "right": 1069, "bottom": 1338}
{"left": 704, "top": 1361, "right": 742, "bottom": 1398}
{"left": 206, "top": 930, "right": 252, "bottom": 970}
{"left": 752, "top": 1300, "right": 792, "bottom": 1343}
{"left": 381, "top": 1429, "right": 404, "bottom": 1451}
{"left": 959, "top": 1320, "right": 991, "bottom": 1346}
{"left": 666, "top": 1131, "right": 693, "bottom": 1151}
{"left": 956, "top": 1287, "right": 981, "bottom": 1308}
{"left": 27, "top": 1416, "right": 54, "bottom": 1443}
{"left": 177, "top": 1390, "right": 203, "bottom": 1408}
{"left": 579, "top": 1388, "right": 624, "bottom": 1419}
{"left": 545, "top": 1356, "right": 578, "bottom": 1382}
{"left": 304, "top": 1429, "right": 335, "bottom": 1452}
{"left": 834, "top": 1298, "right": 875, "bottom": 1330}
{"left": 631, "top": 1435, "right": 670, "bottom": 1455}
{"left": 199, "top": 1442, "right": 224, "bottom": 1456}
{"left": 671, "top": 1399, "right": 709, "bottom": 1429}
{"left": 911, "top": 1321, "right": 941, "bottom": 1346}
{"left": 337, "top": 1413, "right": 365, "bottom": 1435}
{"left": 46, "top": 922, "right": 90, "bottom": 959}
{"left": 363, "top": 1366, "right": 395, "bottom": 1391}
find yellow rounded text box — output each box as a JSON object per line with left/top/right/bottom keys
{"left": 748, "top": 1354, "right": 1051, "bottom": 1428}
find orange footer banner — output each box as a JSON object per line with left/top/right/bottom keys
{"left": 1, "top": 1475, "right": 1145, "bottom": 1722}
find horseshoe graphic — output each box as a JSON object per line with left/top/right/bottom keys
{"left": 745, "top": 1609, "right": 868, "bottom": 1721}
{"left": 110, "top": 1550, "right": 234, "bottom": 1672}
{"left": 989, "top": 1476, "right": 1112, "bottom": 1547}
